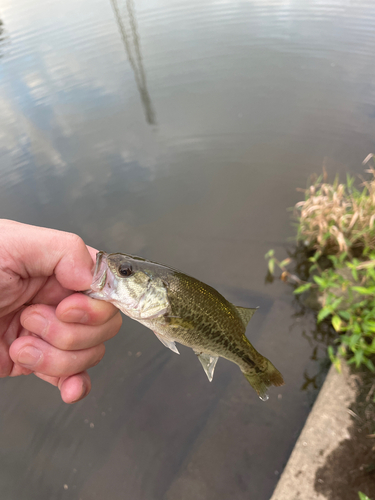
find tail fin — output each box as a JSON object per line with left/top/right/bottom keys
{"left": 243, "top": 359, "right": 284, "bottom": 401}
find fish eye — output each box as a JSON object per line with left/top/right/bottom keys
{"left": 118, "top": 264, "right": 133, "bottom": 277}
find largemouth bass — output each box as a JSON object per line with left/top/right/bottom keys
{"left": 87, "top": 252, "right": 284, "bottom": 400}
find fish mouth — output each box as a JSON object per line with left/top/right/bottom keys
{"left": 91, "top": 251, "right": 108, "bottom": 292}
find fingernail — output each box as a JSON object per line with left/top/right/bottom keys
{"left": 63, "top": 309, "right": 89, "bottom": 324}
{"left": 23, "top": 314, "right": 48, "bottom": 335}
{"left": 17, "top": 346, "right": 43, "bottom": 368}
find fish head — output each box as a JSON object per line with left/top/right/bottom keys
{"left": 88, "top": 252, "right": 170, "bottom": 320}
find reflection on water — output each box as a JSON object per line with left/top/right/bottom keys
{"left": 110, "top": 0, "right": 156, "bottom": 125}
{"left": 265, "top": 240, "right": 337, "bottom": 396}
{"left": 1, "top": 0, "right": 375, "bottom": 499}
{"left": 0, "top": 19, "right": 4, "bottom": 56}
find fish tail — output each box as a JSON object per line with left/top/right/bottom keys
{"left": 243, "top": 359, "right": 284, "bottom": 401}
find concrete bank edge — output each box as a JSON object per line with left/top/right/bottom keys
{"left": 270, "top": 361, "right": 358, "bottom": 500}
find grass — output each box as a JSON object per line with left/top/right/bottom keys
{"left": 294, "top": 165, "right": 375, "bottom": 255}
{"left": 266, "top": 162, "right": 375, "bottom": 375}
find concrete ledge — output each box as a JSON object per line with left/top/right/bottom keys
{"left": 270, "top": 361, "right": 358, "bottom": 500}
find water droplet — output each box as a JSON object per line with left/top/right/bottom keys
{"left": 259, "top": 393, "right": 269, "bottom": 402}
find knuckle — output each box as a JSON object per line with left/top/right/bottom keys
{"left": 66, "top": 232, "right": 86, "bottom": 251}
{"left": 57, "top": 330, "right": 76, "bottom": 351}
{"left": 93, "top": 345, "right": 105, "bottom": 366}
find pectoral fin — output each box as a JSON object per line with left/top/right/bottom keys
{"left": 153, "top": 331, "right": 180, "bottom": 354}
{"left": 194, "top": 351, "right": 219, "bottom": 382}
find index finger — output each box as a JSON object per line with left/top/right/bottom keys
{"left": 56, "top": 293, "right": 119, "bottom": 326}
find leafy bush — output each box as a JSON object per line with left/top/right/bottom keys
{"left": 266, "top": 165, "right": 375, "bottom": 374}
{"left": 307, "top": 251, "right": 375, "bottom": 372}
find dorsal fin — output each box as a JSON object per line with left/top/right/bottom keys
{"left": 234, "top": 306, "right": 258, "bottom": 327}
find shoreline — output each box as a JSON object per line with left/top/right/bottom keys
{"left": 270, "top": 361, "right": 358, "bottom": 500}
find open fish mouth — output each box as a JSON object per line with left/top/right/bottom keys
{"left": 91, "top": 251, "right": 108, "bottom": 292}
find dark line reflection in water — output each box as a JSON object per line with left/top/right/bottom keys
{"left": 110, "top": 0, "right": 156, "bottom": 125}
{"left": 0, "top": 18, "right": 5, "bottom": 57}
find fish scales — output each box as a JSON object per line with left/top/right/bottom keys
{"left": 86, "top": 252, "right": 284, "bottom": 400}
{"left": 164, "top": 273, "right": 262, "bottom": 368}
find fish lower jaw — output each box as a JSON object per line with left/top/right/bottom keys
{"left": 112, "top": 301, "right": 140, "bottom": 318}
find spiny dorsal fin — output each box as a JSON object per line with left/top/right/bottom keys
{"left": 234, "top": 306, "right": 258, "bottom": 327}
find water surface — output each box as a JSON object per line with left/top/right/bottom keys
{"left": 1, "top": 0, "right": 375, "bottom": 498}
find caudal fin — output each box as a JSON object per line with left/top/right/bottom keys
{"left": 243, "top": 359, "right": 284, "bottom": 401}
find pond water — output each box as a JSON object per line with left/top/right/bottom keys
{"left": 1, "top": 0, "right": 375, "bottom": 498}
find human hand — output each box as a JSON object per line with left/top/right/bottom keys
{"left": 0, "top": 219, "right": 122, "bottom": 403}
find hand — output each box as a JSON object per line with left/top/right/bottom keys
{"left": 0, "top": 220, "right": 122, "bottom": 403}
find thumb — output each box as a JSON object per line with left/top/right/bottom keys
{"left": 1, "top": 220, "right": 94, "bottom": 291}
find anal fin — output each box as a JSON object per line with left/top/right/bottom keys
{"left": 194, "top": 351, "right": 219, "bottom": 382}
{"left": 153, "top": 331, "right": 180, "bottom": 354}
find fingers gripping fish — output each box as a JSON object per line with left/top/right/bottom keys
{"left": 86, "top": 252, "right": 284, "bottom": 401}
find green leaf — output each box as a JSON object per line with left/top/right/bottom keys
{"left": 351, "top": 268, "right": 359, "bottom": 281}
{"left": 339, "top": 251, "right": 348, "bottom": 263}
{"left": 265, "top": 249, "right": 274, "bottom": 259}
{"left": 279, "top": 258, "right": 291, "bottom": 268}
{"left": 365, "top": 358, "right": 375, "bottom": 372}
{"left": 293, "top": 283, "right": 313, "bottom": 294}
{"left": 354, "top": 350, "right": 364, "bottom": 367}
{"left": 331, "top": 297, "right": 344, "bottom": 310}
{"left": 328, "top": 346, "right": 341, "bottom": 373}
{"left": 317, "top": 307, "right": 332, "bottom": 323}
{"left": 346, "top": 173, "right": 353, "bottom": 189}
{"left": 338, "top": 310, "right": 351, "bottom": 321}
{"left": 327, "top": 345, "right": 335, "bottom": 361}
{"left": 313, "top": 275, "right": 327, "bottom": 287}
{"left": 332, "top": 315, "right": 342, "bottom": 332}
{"left": 352, "top": 286, "right": 375, "bottom": 295}
{"left": 358, "top": 492, "right": 372, "bottom": 500}
{"left": 363, "top": 320, "right": 375, "bottom": 332}
{"left": 349, "top": 332, "right": 362, "bottom": 348}
{"left": 309, "top": 250, "right": 322, "bottom": 263}
{"left": 268, "top": 259, "right": 275, "bottom": 275}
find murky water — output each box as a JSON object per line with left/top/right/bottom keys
{"left": 1, "top": 0, "right": 375, "bottom": 498}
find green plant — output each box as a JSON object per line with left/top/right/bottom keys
{"left": 306, "top": 251, "right": 375, "bottom": 373}
{"left": 358, "top": 492, "right": 372, "bottom": 500}
{"left": 266, "top": 248, "right": 375, "bottom": 373}
{"left": 265, "top": 166, "right": 375, "bottom": 375}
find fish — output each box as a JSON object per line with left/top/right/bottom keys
{"left": 86, "top": 251, "right": 284, "bottom": 400}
